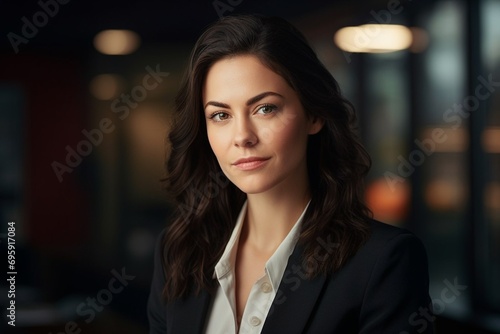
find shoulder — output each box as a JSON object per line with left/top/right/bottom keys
{"left": 355, "top": 221, "right": 433, "bottom": 332}
{"left": 148, "top": 228, "right": 168, "bottom": 333}
{"left": 151, "top": 228, "right": 167, "bottom": 268}
{"left": 337, "top": 219, "right": 429, "bottom": 280}
{"left": 368, "top": 218, "right": 415, "bottom": 241}
{"left": 363, "top": 219, "right": 426, "bottom": 257}
{"left": 318, "top": 220, "right": 432, "bottom": 332}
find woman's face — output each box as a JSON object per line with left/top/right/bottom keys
{"left": 202, "top": 55, "right": 322, "bottom": 195}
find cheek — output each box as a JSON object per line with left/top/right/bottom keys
{"left": 207, "top": 127, "right": 228, "bottom": 158}
{"left": 262, "top": 116, "right": 308, "bottom": 153}
{"left": 206, "top": 130, "right": 218, "bottom": 155}
{"left": 258, "top": 113, "right": 297, "bottom": 144}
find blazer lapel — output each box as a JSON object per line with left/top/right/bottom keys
{"left": 262, "top": 245, "right": 328, "bottom": 334}
{"left": 168, "top": 290, "right": 211, "bottom": 334}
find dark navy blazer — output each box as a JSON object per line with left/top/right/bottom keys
{"left": 147, "top": 220, "right": 434, "bottom": 333}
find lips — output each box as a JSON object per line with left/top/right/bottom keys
{"left": 232, "top": 157, "right": 270, "bottom": 171}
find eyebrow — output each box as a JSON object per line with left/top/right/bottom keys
{"left": 204, "top": 91, "right": 284, "bottom": 109}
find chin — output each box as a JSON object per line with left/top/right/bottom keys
{"left": 230, "top": 178, "right": 279, "bottom": 195}
{"left": 234, "top": 184, "right": 268, "bottom": 195}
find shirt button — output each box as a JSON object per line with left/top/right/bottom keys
{"left": 249, "top": 316, "right": 261, "bottom": 326}
{"left": 261, "top": 282, "right": 272, "bottom": 293}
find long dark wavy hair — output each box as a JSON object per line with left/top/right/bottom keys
{"left": 162, "top": 14, "right": 372, "bottom": 301}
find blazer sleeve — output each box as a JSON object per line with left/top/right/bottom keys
{"left": 359, "top": 232, "right": 434, "bottom": 334}
{"left": 147, "top": 229, "right": 167, "bottom": 334}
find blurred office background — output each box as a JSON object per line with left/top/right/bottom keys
{"left": 0, "top": 0, "right": 499, "bottom": 333}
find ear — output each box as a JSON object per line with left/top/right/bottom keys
{"left": 308, "top": 116, "right": 325, "bottom": 135}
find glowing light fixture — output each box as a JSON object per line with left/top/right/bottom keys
{"left": 421, "top": 127, "right": 468, "bottom": 152}
{"left": 90, "top": 74, "right": 124, "bottom": 100}
{"left": 94, "top": 29, "right": 140, "bottom": 55}
{"left": 334, "top": 24, "right": 413, "bottom": 53}
{"left": 482, "top": 127, "right": 500, "bottom": 153}
{"left": 409, "top": 27, "right": 429, "bottom": 53}
{"left": 425, "top": 179, "right": 466, "bottom": 211}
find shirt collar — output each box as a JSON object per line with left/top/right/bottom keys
{"left": 265, "top": 200, "right": 310, "bottom": 291}
{"left": 214, "top": 201, "right": 248, "bottom": 280}
{"left": 213, "top": 199, "right": 311, "bottom": 292}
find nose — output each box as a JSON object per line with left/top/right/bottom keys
{"left": 233, "top": 116, "right": 258, "bottom": 148}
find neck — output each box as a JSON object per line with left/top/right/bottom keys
{"left": 242, "top": 182, "right": 311, "bottom": 255}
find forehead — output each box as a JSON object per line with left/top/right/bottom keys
{"left": 202, "top": 55, "right": 292, "bottom": 103}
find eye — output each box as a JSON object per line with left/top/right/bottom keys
{"left": 209, "top": 111, "right": 230, "bottom": 122}
{"left": 256, "top": 104, "right": 277, "bottom": 115}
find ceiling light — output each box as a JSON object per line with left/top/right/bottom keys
{"left": 482, "top": 127, "right": 500, "bottom": 153}
{"left": 89, "top": 74, "right": 124, "bottom": 100}
{"left": 334, "top": 24, "right": 413, "bottom": 53}
{"left": 94, "top": 29, "right": 140, "bottom": 55}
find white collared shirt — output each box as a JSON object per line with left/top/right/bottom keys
{"left": 204, "top": 200, "right": 310, "bottom": 334}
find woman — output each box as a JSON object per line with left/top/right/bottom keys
{"left": 148, "top": 14, "right": 433, "bottom": 334}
